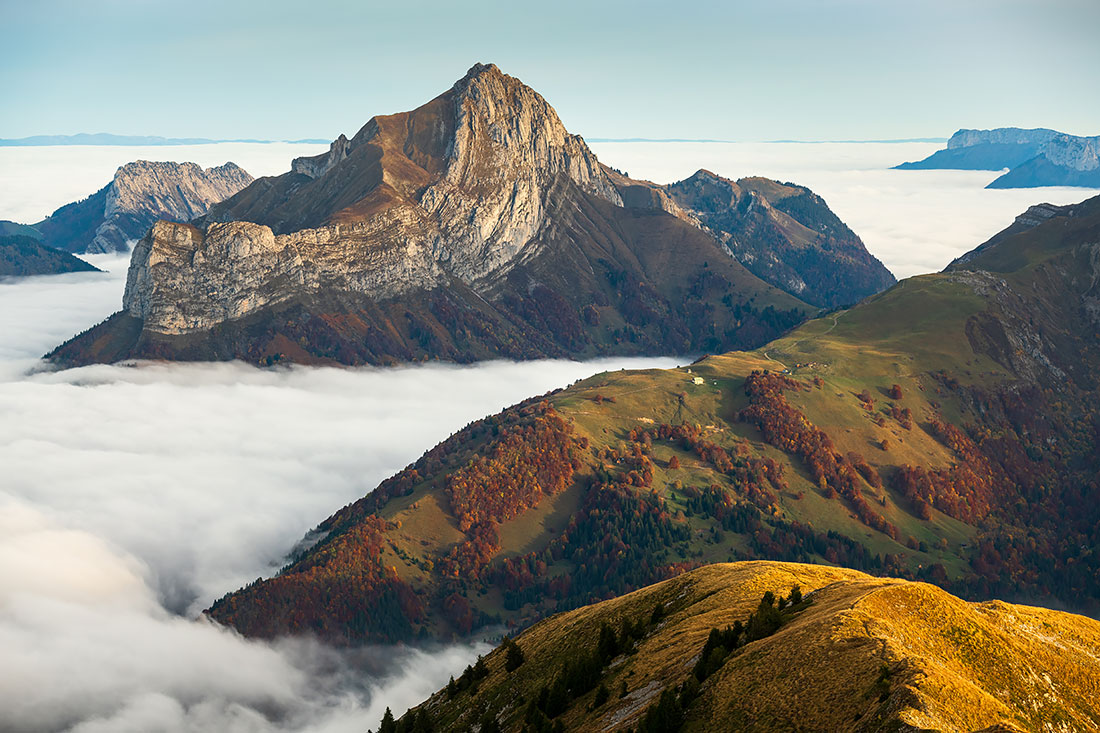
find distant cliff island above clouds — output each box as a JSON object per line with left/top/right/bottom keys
{"left": 0, "top": 133, "right": 329, "bottom": 146}
{"left": 894, "top": 127, "right": 1100, "bottom": 188}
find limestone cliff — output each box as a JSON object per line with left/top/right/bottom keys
{"left": 34, "top": 160, "right": 253, "bottom": 253}
{"left": 896, "top": 127, "right": 1100, "bottom": 188}
{"left": 51, "top": 64, "right": 906, "bottom": 367}
{"left": 607, "top": 168, "right": 896, "bottom": 308}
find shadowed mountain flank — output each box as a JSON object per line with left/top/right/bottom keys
{"left": 32, "top": 160, "right": 253, "bottom": 254}
{"left": 49, "top": 64, "right": 895, "bottom": 368}
{"left": 207, "top": 197, "right": 1100, "bottom": 657}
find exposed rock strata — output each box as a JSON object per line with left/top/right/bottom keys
{"left": 50, "top": 64, "right": 894, "bottom": 367}
{"left": 608, "top": 168, "right": 896, "bottom": 308}
{"left": 34, "top": 160, "right": 253, "bottom": 253}
{"left": 896, "top": 127, "right": 1100, "bottom": 188}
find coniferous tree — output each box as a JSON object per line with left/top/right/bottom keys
{"left": 480, "top": 713, "right": 502, "bottom": 733}
{"left": 597, "top": 622, "right": 620, "bottom": 663}
{"left": 504, "top": 636, "right": 526, "bottom": 671}
{"left": 412, "top": 708, "right": 433, "bottom": 733}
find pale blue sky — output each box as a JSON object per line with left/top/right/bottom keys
{"left": 2, "top": 0, "right": 1097, "bottom": 142}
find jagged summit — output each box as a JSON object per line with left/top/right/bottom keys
{"left": 663, "top": 169, "right": 895, "bottom": 307}
{"left": 49, "top": 64, "right": 890, "bottom": 368}
{"left": 28, "top": 160, "right": 253, "bottom": 254}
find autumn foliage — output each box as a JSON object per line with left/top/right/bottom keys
{"left": 738, "top": 371, "right": 897, "bottom": 538}
{"left": 446, "top": 402, "right": 579, "bottom": 531}
{"left": 892, "top": 415, "right": 996, "bottom": 523}
{"left": 207, "top": 516, "right": 423, "bottom": 642}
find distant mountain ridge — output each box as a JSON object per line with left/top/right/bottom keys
{"left": 895, "top": 127, "right": 1100, "bottom": 188}
{"left": 0, "top": 133, "right": 328, "bottom": 146}
{"left": 661, "top": 170, "right": 895, "bottom": 307}
{"left": 32, "top": 160, "right": 254, "bottom": 254}
{"left": 49, "top": 63, "right": 893, "bottom": 368}
{"left": 0, "top": 234, "right": 100, "bottom": 278}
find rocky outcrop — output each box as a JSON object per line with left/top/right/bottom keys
{"left": 986, "top": 133, "right": 1100, "bottom": 188}
{"left": 0, "top": 234, "right": 100, "bottom": 278}
{"left": 614, "top": 169, "right": 896, "bottom": 308}
{"left": 291, "top": 135, "right": 350, "bottom": 179}
{"left": 124, "top": 213, "right": 441, "bottom": 334}
{"left": 33, "top": 160, "right": 253, "bottom": 253}
{"left": 52, "top": 64, "right": 879, "bottom": 367}
{"left": 946, "top": 127, "right": 1059, "bottom": 150}
{"left": 947, "top": 194, "right": 1100, "bottom": 388}
{"left": 896, "top": 127, "right": 1100, "bottom": 188}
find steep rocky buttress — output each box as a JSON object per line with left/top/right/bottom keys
{"left": 49, "top": 64, "right": 893, "bottom": 367}
{"left": 34, "top": 160, "right": 253, "bottom": 254}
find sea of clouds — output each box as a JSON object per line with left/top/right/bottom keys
{"left": 0, "top": 248, "right": 677, "bottom": 730}
{"left": 0, "top": 140, "right": 1097, "bottom": 732}
{"left": 0, "top": 142, "right": 328, "bottom": 225}
{"left": 589, "top": 140, "right": 1100, "bottom": 278}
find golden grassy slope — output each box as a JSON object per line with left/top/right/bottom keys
{"left": 415, "top": 562, "right": 1100, "bottom": 732}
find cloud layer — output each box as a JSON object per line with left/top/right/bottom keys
{"left": 0, "top": 251, "right": 677, "bottom": 731}
{"left": 590, "top": 141, "right": 1100, "bottom": 278}
{"left": 3, "top": 140, "right": 1096, "bottom": 731}
{"left": 1, "top": 499, "right": 492, "bottom": 733}
{"left": 0, "top": 142, "right": 327, "bottom": 224}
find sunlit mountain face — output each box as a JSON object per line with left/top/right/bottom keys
{"left": 3, "top": 1, "right": 1098, "bottom": 729}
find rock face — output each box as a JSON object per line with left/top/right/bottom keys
{"left": 34, "top": 160, "right": 253, "bottom": 253}
{"left": 661, "top": 170, "right": 895, "bottom": 308}
{"left": 50, "top": 64, "right": 897, "bottom": 367}
{"left": 946, "top": 127, "right": 1060, "bottom": 150}
{"left": 0, "top": 234, "right": 100, "bottom": 278}
{"left": 53, "top": 64, "right": 859, "bottom": 367}
{"left": 895, "top": 127, "right": 1100, "bottom": 188}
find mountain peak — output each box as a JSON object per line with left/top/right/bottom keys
{"left": 458, "top": 61, "right": 503, "bottom": 83}
{"left": 31, "top": 159, "right": 253, "bottom": 254}
{"left": 51, "top": 63, "right": 893, "bottom": 367}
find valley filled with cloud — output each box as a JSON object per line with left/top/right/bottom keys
{"left": 2, "top": 141, "right": 1096, "bottom": 732}
{"left": 0, "top": 246, "right": 676, "bottom": 731}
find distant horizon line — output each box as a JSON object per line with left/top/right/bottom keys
{"left": 588, "top": 137, "right": 949, "bottom": 144}
{"left": 2, "top": 132, "right": 951, "bottom": 147}
{"left": 0, "top": 133, "right": 331, "bottom": 147}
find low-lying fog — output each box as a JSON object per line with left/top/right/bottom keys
{"left": 4, "top": 141, "right": 1098, "bottom": 280}
{"left": 1, "top": 140, "right": 1097, "bottom": 732}
{"left": 0, "top": 256, "right": 678, "bottom": 732}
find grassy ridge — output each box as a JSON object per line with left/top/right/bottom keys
{"left": 399, "top": 562, "right": 1100, "bottom": 732}
{"left": 209, "top": 196, "right": 1100, "bottom": 647}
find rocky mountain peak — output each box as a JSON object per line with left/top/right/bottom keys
{"left": 53, "top": 63, "right": 893, "bottom": 366}
{"left": 455, "top": 61, "right": 503, "bottom": 84}
{"left": 30, "top": 159, "right": 253, "bottom": 254}
{"left": 419, "top": 63, "right": 622, "bottom": 277}
{"left": 107, "top": 160, "right": 252, "bottom": 218}
{"left": 291, "top": 134, "right": 350, "bottom": 179}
